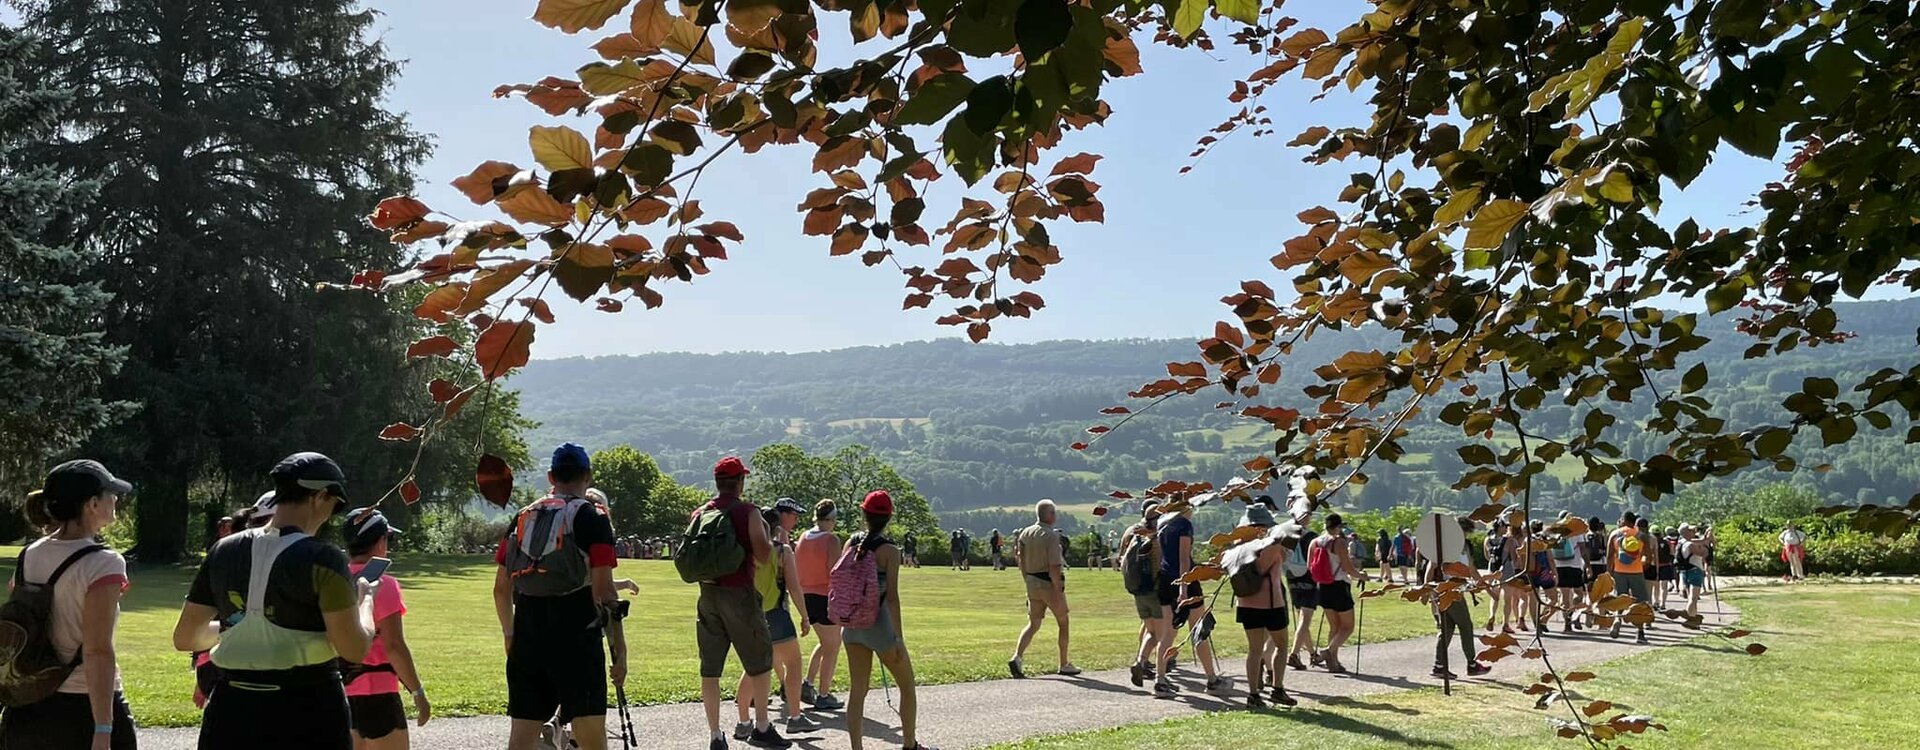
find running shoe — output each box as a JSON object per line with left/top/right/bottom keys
{"left": 786, "top": 715, "right": 821, "bottom": 733}
{"left": 1288, "top": 654, "right": 1308, "bottom": 671}
{"left": 812, "top": 693, "right": 844, "bottom": 711}
{"left": 1466, "top": 662, "right": 1492, "bottom": 677}
{"left": 1152, "top": 680, "right": 1180, "bottom": 698}
{"left": 1431, "top": 666, "right": 1457, "bottom": 679}
{"left": 711, "top": 737, "right": 729, "bottom": 750}
{"left": 1248, "top": 693, "right": 1266, "bottom": 710}
{"left": 1129, "top": 662, "right": 1149, "bottom": 687}
{"left": 1205, "top": 676, "right": 1231, "bottom": 694}
{"left": 747, "top": 725, "right": 793, "bottom": 749}
{"left": 1007, "top": 658, "right": 1026, "bottom": 679}
{"left": 1309, "top": 651, "right": 1325, "bottom": 667}
{"left": 734, "top": 722, "right": 754, "bottom": 741}
{"left": 1058, "top": 664, "right": 1083, "bottom": 677}
{"left": 800, "top": 680, "right": 817, "bottom": 705}
{"left": 1271, "top": 687, "right": 1298, "bottom": 707}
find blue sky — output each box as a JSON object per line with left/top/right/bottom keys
{"left": 371, "top": 1, "right": 1784, "bottom": 358}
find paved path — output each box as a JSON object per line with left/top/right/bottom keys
{"left": 142, "top": 606, "right": 1738, "bottom": 749}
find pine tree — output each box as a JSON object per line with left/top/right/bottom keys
{"left": 14, "top": 1, "right": 435, "bottom": 560}
{"left": 0, "top": 26, "right": 130, "bottom": 538}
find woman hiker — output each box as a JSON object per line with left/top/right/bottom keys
{"left": 842, "top": 491, "right": 936, "bottom": 750}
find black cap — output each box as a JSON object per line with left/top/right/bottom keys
{"left": 343, "top": 507, "right": 402, "bottom": 553}
{"left": 270, "top": 452, "right": 347, "bottom": 501}
{"left": 43, "top": 460, "right": 133, "bottom": 502}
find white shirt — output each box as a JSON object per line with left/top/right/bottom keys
{"left": 1780, "top": 529, "right": 1806, "bottom": 547}
{"left": 18, "top": 536, "right": 127, "bottom": 694}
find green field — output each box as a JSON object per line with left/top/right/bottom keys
{"left": 993, "top": 584, "right": 1920, "bottom": 749}
{"left": 8, "top": 550, "right": 1438, "bottom": 728}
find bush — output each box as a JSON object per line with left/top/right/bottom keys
{"left": 407, "top": 507, "right": 510, "bottom": 555}
{"left": 1708, "top": 520, "right": 1920, "bottom": 576}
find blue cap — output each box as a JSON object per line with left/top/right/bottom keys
{"left": 551, "top": 443, "right": 592, "bottom": 473}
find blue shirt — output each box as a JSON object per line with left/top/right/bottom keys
{"left": 1156, "top": 515, "right": 1194, "bottom": 580}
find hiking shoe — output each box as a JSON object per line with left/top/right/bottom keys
{"left": 800, "top": 680, "right": 817, "bottom": 705}
{"left": 812, "top": 693, "right": 844, "bottom": 711}
{"left": 1431, "top": 665, "right": 1457, "bottom": 680}
{"left": 1152, "top": 680, "right": 1180, "bottom": 698}
{"left": 747, "top": 725, "right": 793, "bottom": 748}
{"left": 1467, "top": 662, "right": 1491, "bottom": 677}
{"left": 1636, "top": 634, "right": 1651, "bottom": 645}
{"left": 1007, "top": 658, "right": 1026, "bottom": 679}
{"left": 734, "top": 722, "right": 754, "bottom": 741}
{"left": 1271, "top": 687, "right": 1298, "bottom": 707}
{"left": 1205, "top": 676, "right": 1231, "bottom": 694}
{"left": 1288, "top": 654, "right": 1308, "bottom": 671}
{"left": 1129, "top": 662, "right": 1148, "bottom": 687}
{"left": 1248, "top": 692, "right": 1266, "bottom": 710}
{"left": 711, "top": 737, "right": 729, "bottom": 750}
{"left": 786, "top": 715, "right": 821, "bottom": 733}
{"left": 1308, "top": 651, "right": 1325, "bottom": 667}
{"left": 1058, "top": 664, "right": 1083, "bottom": 677}
{"left": 1324, "top": 661, "right": 1348, "bottom": 675}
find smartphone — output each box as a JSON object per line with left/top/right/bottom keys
{"left": 358, "top": 556, "right": 392, "bottom": 583}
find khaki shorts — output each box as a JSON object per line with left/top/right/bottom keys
{"left": 1133, "top": 593, "right": 1164, "bottom": 620}
{"left": 696, "top": 584, "right": 772, "bottom": 678}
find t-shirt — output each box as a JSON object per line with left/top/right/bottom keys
{"left": 17, "top": 537, "right": 127, "bottom": 695}
{"left": 1780, "top": 529, "right": 1806, "bottom": 547}
{"left": 1156, "top": 515, "right": 1194, "bottom": 580}
{"left": 187, "top": 526, "right": 356, "bottom": 632}
{"left": 794, "top": 529, "right": 838, "bottom": 596}
{"left": 1014, "top": 523, "right": 1064, "bottom": 575}
{"left": 344, "top": 564, "right": 406, "bottom": 697}
{"left": 689, "top": 496, "right": 754, "bottom": 588}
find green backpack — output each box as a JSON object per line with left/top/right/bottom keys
{"left": 675, "top": 505, "right": 746, "bottom": 584}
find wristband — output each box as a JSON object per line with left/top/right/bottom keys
{"left": 94, "top": 724, "right": 114, "bottom": 734}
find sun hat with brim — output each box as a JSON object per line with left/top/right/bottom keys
{"left": 1240, "top": 504, "right": 1277, "bottom": 528}
{"left": 43, "top": 459, "right": 133, "bottom": 502}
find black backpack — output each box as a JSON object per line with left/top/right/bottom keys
{"left": 0, "top": 544, "right": 106, "bottom": 707}
{"left": 1121, "top": 530, "right": 1159, "bottom": 595}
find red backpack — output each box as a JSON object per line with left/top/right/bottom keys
{"left": 827, "top": 537, "right": 881, "bottom": 628}
{"left": 1307, "top": 536, "right": 1337, "bottom": 585}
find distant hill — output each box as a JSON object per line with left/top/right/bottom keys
{"left": 517, "top": 298, "right": 1920, "bottom": 525}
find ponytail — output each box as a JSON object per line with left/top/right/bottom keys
{"left": 23, "top": 490, "right": 53, "bottom": 530}
{"left": 860, "top": 511, "right": 892, "bottom": 556}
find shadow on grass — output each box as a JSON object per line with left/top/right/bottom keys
{"left": 1311, "top": 695, "right": 1424, "bottom": 716}
{"left": 1283, "top": 708, "right": 1456, "bottom": 748}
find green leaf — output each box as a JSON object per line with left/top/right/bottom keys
{"left": 621, "top": 143, "right": 674, "bottom": 186}
{"left": 896, "top": 73, "right": 975, "bottom": 126}
{"left": 941, "top": 116, "right": 993, "bottom": 186}
{"left": 1215, "top": 0, "right": 1259, "bottom": 24}
{"left": 1173, "top": 0, "right": 1207, "bottom": 38}
{"left": 948, "top": 0, "right": 1019, "bottom": 56}
{"left": 962, "top": 75, "right": 1014, "bottom": 135}
{"left": 727, "top": 51, "right": 777, "bottom": 80}
{"left": 1464, "top": 199, "right": 1527, "bottom": 250}
{"left": 1704, "top": 277, "right": 1746, "bottom": 314}
{"left": 1753, "top": 428, "right": 1792, "bottom": 458}
{"left": 1606, "top": 17, "right": 1647, "bottom": 57}
{"left": 1724, "top": 107, "right": 1781, "bottom": 159}
{"left": 1597, "top": 170, "right": 1635, "bottom": 203}
{"left": 1014, "top": 0, "right": 1073, "bottom": 62}
{"left": 1680, "top": 362, "right": 1708, "bottom": 394}
{"left": 577, "top": 59, "right": 650, "bottom": 96}
{"left": 1434, "top": 186, "right": 1481, "bottom": 226}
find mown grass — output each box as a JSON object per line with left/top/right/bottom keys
{"left": 0, "top": 548, "right": 1438, "bottom": 728}
{"left": 992, "top": 584, "right": 1920, "bottom": 750}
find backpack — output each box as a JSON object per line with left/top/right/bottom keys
{"left": 1121, "top": 530, "right": 1158, "bottom": 595}
{"left": 1306, "top": 536, "right": 1336, "bottom": 585}
{"left": 675, "top": 502, "right": 746, "bottom": 585}
{"left": 503, "top": 496, "right": 593, "bottom": 596}
{"left": 1229, "top": 557, "right": 1268, "bottom": 597}
{"left": 1585, "top": 531, "right": 1607, "bottom": 563}
{"left": 827, "top": 536, "right": 881, "bottom": 628}
{"left": 0, "top": 544, "right": 105, "bottom": 707}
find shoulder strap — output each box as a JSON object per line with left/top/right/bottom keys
{"left": 246, "top": 529, "right": 308, "bottom": 618}
{"left": 44, "top": 544, "right": 109, "bottom": 587}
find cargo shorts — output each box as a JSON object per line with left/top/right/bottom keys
{"left": 696, "top": 584, "right": 773, "bottom": 678}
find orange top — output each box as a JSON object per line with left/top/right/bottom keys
{"left": 795, "top": 529, "right": 839, "bottom": 595}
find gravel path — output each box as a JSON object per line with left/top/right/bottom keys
{"left": 140, "top": 605, "right": 1738, "bottom": 749}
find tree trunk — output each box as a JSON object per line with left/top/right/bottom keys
{"left": 136, "top": 473, "right": 189, "bottom": 564}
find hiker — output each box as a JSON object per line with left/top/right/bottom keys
{"left": 1429, "top": 517, "right": 1491, "bottom": 680}
{"left": 1231, "top": 505, "right": 1297, "bottom": 709}
{"left": 1009, "top": 500, "right": 1080, "bottom": 679}
{"left": 1584, "top": 518, "right": 1608, "bottom": 627}
{"left": 901, "top": 532, "right": 919, "bottom": 569}
{"left": 1346, "top": 530, "right": 1367, "bottom": 575}
{"left": 1158, "top": 502, "right": 1226, "bottom": 694}
{"left": 685, "top": 456, "right": 784, "bottom": 750}
{"left": 840, "top": 491, "right": 936, "bottom": 750}
{"left": 192, "top": 500, "right": 262, "bottom": 710}
{"left": 1308, "top": 513, "right": 1366, "bottom": 673}
{"left": 173, "top": 452, "right": 373, "bottom": 750}
{"left": 1522, "top": 519, "right": 1554, "bottom": 632}
{"left": 1607, "top": 512, "right": 1654, "bottom": 644}
{"left": 1374, "top": 530, "right": 1394, "bottom": 584}
{"left": 1394, "top": 528, "right": 1418, "bottom": 585}
{"left": 0, "top": 460, "right": 136, "bottom": 749}
{"left": 1483, "top": 519, "right": 1510, "bottom": 632}
{"left": 1677, "top": 525, "right": 1707, "bottom": 617}
{"left": 734, "top": 501, "right": 818, "bottom": 738}
{"left": 341, "top": 509, "right": 430, "bottom": 750}
{"left": 492, "top": 444, "right": 628, "bottom": 750}
{"left": 1121, "top": 501, "right": 1168, "bottom": 691}
{"left": 1549, "top": 511, "right": 1588, "bottom": 633}
{"left": 1653, "top": 526, "right": 1678, "bottom": 607}
{"left": 989, "top": 529, "right": 1005, "bottom": 570}
{"left": 1283, "top": 521, "right": 1320, "bottom": 671}
{"left": 797, "top": 500, "right": 845, "bottom": 711}
{"left": 1779, "top": 522, "right": 1807, "bottom": 581}
{"left": 1084, "top": 530, "right": 1103, "bottom": 571}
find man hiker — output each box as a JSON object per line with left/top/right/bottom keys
{"left": 901, "top": 532, "right": 919, "bottom": 569}
{"left": 1607, "top": 512, "right": 1654, "bottom": 644}
{"left": 1122, "top": 501, "right": 1169, "bottom": 690}
{"left": 1009, "top": 500, "right": 1080, "bottom": 679}
{"left": 1430, "top": 517, "right": 1491, "bottom": 680}
{"left": 341, "top": 508, "right": 431, "bottom": 750}
{"left": 687, "top": 457, "right": 787, "bottom": 750}
{"left": 1311, "top": 514, "right": 1367, "bottom": 673}
{"left": 989, "top": 529, "right": 1005, "bottom": 570}
{"left": 493, "top": 444, "right": 628, "bottom": 750}
{"left": 173, "top": 452, "right": 374, "bottom": 750}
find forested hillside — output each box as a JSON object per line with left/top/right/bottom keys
{"left": 518, "top": 298, "right": 1919, "bottom": 524}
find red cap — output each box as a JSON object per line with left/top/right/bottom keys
{"left": 861, "top": 490, "right": 894, "bottom": 515}
{"left": 713, "top": 456, "right": 750, "bottom": 479}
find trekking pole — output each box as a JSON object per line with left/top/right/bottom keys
{"left": 1355, "top": 580, "right": 1365, "bottom": 675}
{"left": 613, "top": 680, "right": 636, "bottom": 749}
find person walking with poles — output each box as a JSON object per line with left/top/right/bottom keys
{"left": 493, "top": 444, "right": 628, "bottom": 750}
{"left": 0, "top": 460, "right": 137, "bottom": 749}
{"left": 1120, "top": 501, "right": 1168, "bottom": 691}
{"left": 1009, "top": 500, "right": 1080, "bottom": 679}
{"left": 839, "top": 491, "right": 937, "bottom": 750}
{"left": 1229, "top": 505, "right": 1297, "bottom": 709}
{"left": 1308, "top": 514, "right": 1366, "bottom": 673}
{"left": 173, "top": 453, "right": 375, "bottom": 750}
{"left": 1677, "top": 525, "right": 1708, "bottom": 617}
{"left": 796, "top": 501, "right": 844, "bottom": 711}
{"left": 339, "top": 509, "right": 431, "bottom": 750}
{"left": 1427, "top": 516, "right": 1491, "bottom": 681}
{"left": 681, "top": 457, "right": 785, "bottom": 750}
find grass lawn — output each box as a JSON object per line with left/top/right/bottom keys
{"left": 991, "top": 584, "right": 1920, "bottom": 749}
{"left": 0, "top": 549, "right": 1440, "bottom": 729}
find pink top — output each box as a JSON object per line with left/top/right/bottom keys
{"left": 344, "top": 564, "right": 406, "bottom": 697}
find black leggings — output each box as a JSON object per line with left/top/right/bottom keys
{"left": 0, "top": 691, "right": 138, "bottom": 750}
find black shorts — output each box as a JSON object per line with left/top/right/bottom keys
{"left": 1655, "top": 565, "right": 1677, "bottom": 581}
{"left": 1173, "top": 581, "right": 1204, "bottom": 625}
{"left": 1236, "top": 606, "right": 1289, "bottom": 632}
{"left": 804, "top": 593, "right": 833, "bottom": 627}
{"left": 0, "top": 690, "right": 137, "bottom": 750}
{"left": 1156, "top": 580, "right": 1179, "bottom": 607}
{"left": 204, "top": 673, "right": 351, "bottom": 750}
{"left": 349, "top": 692, "right": 408, "bottom": 740}
{"left": 1555, "top": 566, "right": 1586, "bottom": 589}
{"left": 506, "top": 629, "right": 608, "bottom": 723}
{"left": 1287, "top": 577, "right": 1318, "bottom": 610}
{"left": 1319, "top": 581, "right": 1355, "bottom": 613}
